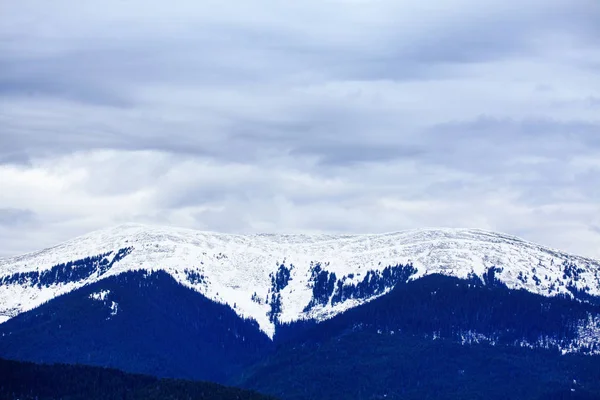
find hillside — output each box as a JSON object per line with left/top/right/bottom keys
{"left": 0, "top": 270, "right": 272, "bottom": 382}
{"left": 236, "top": 274, "right": 600, "bottom": 399}
{"left": 239, "top": 330, "right": 600, "bottom": 400}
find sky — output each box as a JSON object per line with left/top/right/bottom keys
{"left": 1, "top": 0, "right": 600, "bottom": 259}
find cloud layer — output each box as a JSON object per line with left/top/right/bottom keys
{"left": 1, "top": 0, "right": 600, "bottom": 258}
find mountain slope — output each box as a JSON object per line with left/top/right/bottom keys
{"left": 1, "top": 224, "right": 599, "bottom": 337}
{"left": 0, "top": 270, "right": 272, "bottom": 382}
{"left": 240, "top": 330, "right": 600, "bottom": 400}
{"left": 274, "top": 273, "right": 600, "bottom": 354}
{"left": 237, "top": 274, "right": 600, "bottom": 400}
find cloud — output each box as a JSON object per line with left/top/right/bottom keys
{"left": 0, "top": 0, "right": 599, "bottom": 258}
{"left": 0, "top": 208, "right": 36, "bottom": 226}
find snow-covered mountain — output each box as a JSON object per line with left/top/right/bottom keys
{"left": 1, "top": 224, "right": 600, "bottom": 337}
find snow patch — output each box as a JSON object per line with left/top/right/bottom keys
{"left": 89, "top": 290, "right": 110, "bottom": 302}
{"left": 109, "top": 301, "right": 119, "bottom": 317}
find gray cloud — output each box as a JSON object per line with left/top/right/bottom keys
{"left": 0, "top": 208, "right": 36, "bottom": 226}
{"left": 1, "top": 0, "right": 600, "bottom": 258}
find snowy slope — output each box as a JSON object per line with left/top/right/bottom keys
{"left": 1, "top": 223, "right": 599, "bottom": 337}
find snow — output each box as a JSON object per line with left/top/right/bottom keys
{"left": 109, "top": 301, "right": 119, "bottom": 317}
{"left": 0, "top": 316, "right": 10, "bottom": 325}
{"left": 1, "top": 223, "right": 599, "bottom": 339}
{"left": 89, "top": 290, "right": 111, "bottom": 302}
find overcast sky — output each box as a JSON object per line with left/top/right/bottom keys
{"left": 1, "top": 0, "right": 600, "bottom": 258}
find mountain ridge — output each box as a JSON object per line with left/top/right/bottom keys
{"left": 1, "top": 224, "right": 599, "bottom": 337}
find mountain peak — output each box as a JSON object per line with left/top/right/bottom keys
{"left": 67, "top": 224, "right": 547, "bottom": 251}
